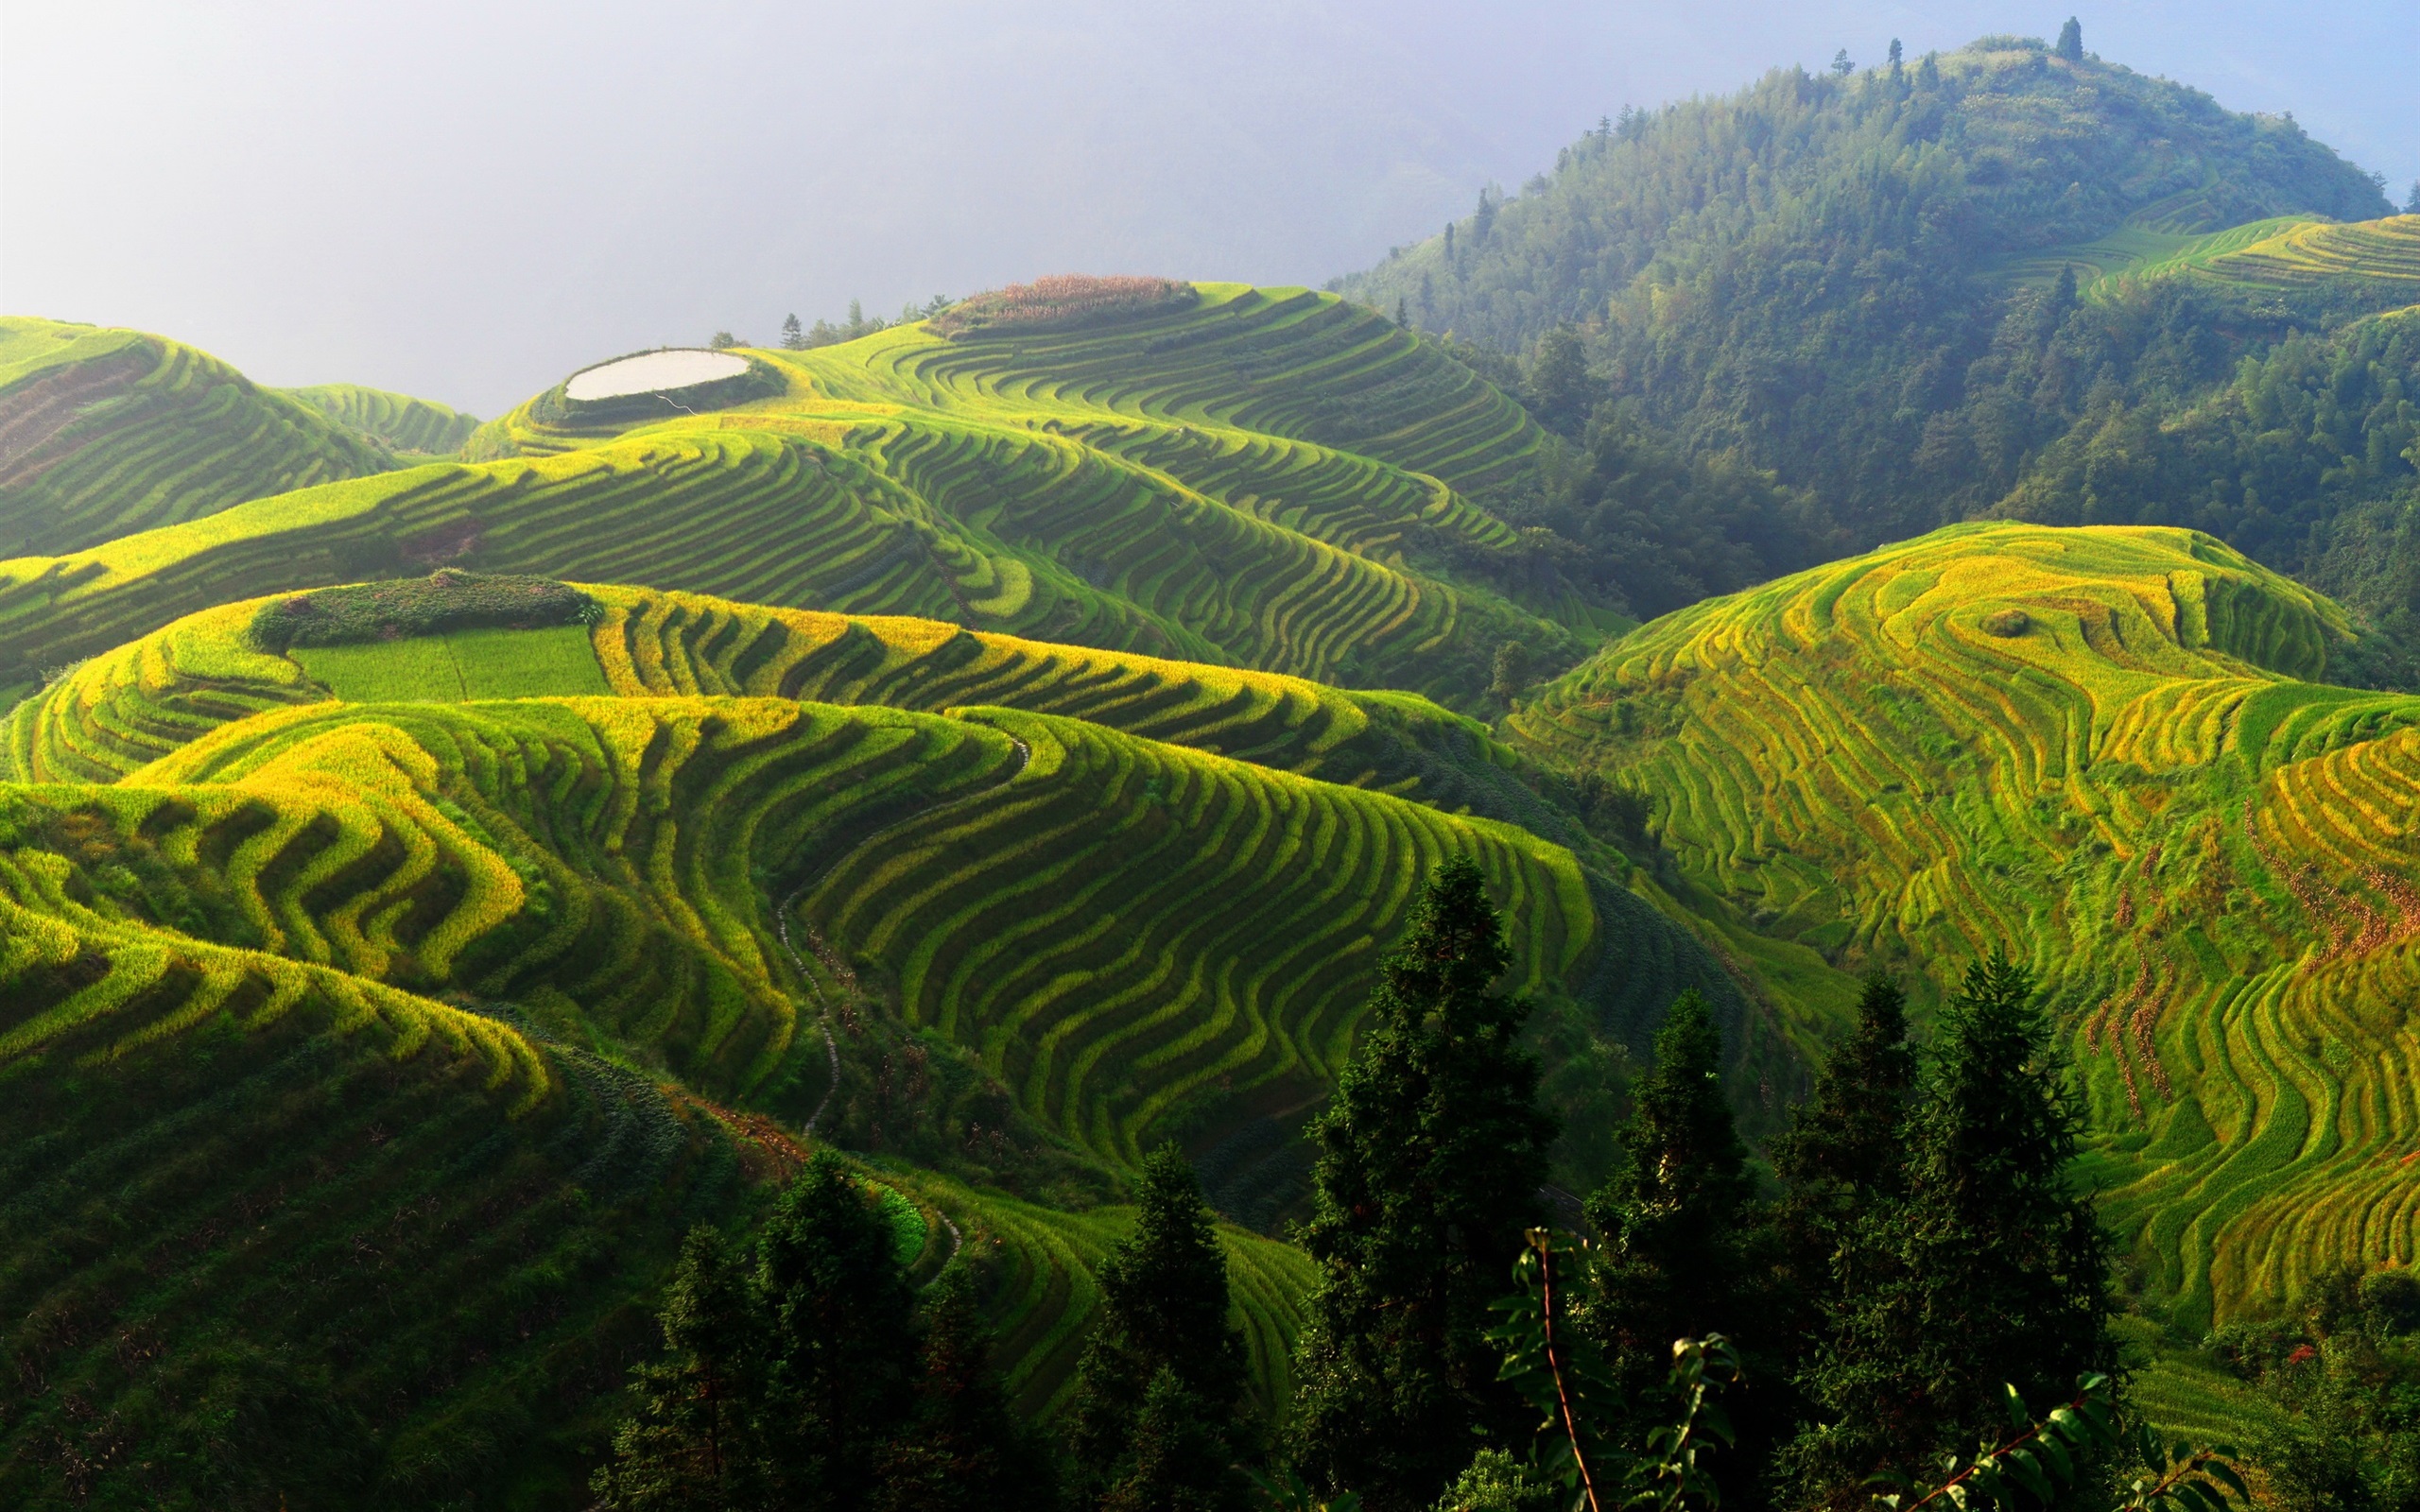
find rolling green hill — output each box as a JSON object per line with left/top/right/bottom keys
{"left": 283, "top": 382, "right": 483, "bottom": 457}
{"left": 0, "top": 285, "right": 1592, "bottom": 713}
{"left": 0, "top": 318, "right": 397, "bottom": 562}
{"left": 1511, "top": 521, "right": 2420, "bottom": 1331}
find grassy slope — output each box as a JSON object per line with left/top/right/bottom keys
{"left": 0, "top": 318, "right": 396, "bottom": 559}
{"left": 0, "top": 287, "right": 1580, "bottom": 712}
{"left": 282, "top": 382, "right": 484, "bottom": 457}
{"left": 1512, "top": 521, "right": 2420, "bottom": 1333}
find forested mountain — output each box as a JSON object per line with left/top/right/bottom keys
{"left": 1338, "top": 33, "right": 2415, "bottom": 641}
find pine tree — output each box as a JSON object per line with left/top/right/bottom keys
{"left": 781, "top": 313, "right": 806, "bottom": 350}
{"left": 1887, "top": 38, "right": 1903, "bottom": 73}
{"left": 2405, "top": 180, "right": 2419, "bottom": 215}
{"left": 1395, "top": 297, "right": 1410, "bottom": 328}
{"left": 1073, "top": 1144, "right": 1250, "bottom": 1509}
{"left": 1771, "top": 973, "right": 1915, "bottom": 1314}
{"left": 592, "top": 1227, "right": 765, "bottom": 1512}
{"left": 1099, "top": 1368, "right": 1245, "bottom": 1512}
{"left": 1582, "top": 990, "right": 1765, "bottom": 1469}
{"left": 873, "top": 1265, "right": 1053, "bottom": 1512}
{"left": 753, "top": 1151, "right": 922, "bottom": 1510}
{"left": 2056, "top": 17, "right": 2083, "bottom": 62}
{"left": 1788, "top": 952, "right": 2115, "bottom": 1502}
{"left": 1289, "top": 858, "right": 1557, "bottom": 1512}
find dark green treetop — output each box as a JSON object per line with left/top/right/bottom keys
{"left": 1289, "top": 858, "right": 1558, "bottom": 1512}
{"left": 1073, "top": 1143, "right": 1251, "bottom": 1510}
{"left": 754, "top": 1150, "right": 922, "bottom": 1511}
{"left": 1786, "top": 952, "right": 2116, "bottom": 1500}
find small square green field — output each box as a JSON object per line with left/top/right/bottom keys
{"left": 291, "top": 625, "right": 609, "bottom": 701}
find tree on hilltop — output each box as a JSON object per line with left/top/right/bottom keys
{"left": 2056, "top": 17, "right": 2084, "bottom": 61}
{"left": 1521, "top": 325, "right": 1597, "bottom": 438}
{"left": 1289, "top": 858, "right": 1557, "bottom": 1512}
{"left": 781, "top": 313, "right": 806, "bottom": 350}
{"left": 1072, "top": 1143, "right": 1251, "bottom": 1510}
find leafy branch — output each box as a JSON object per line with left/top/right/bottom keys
{"left": 1874, "top": 1377, "right": 2251, "bottom": 1512}
{"left": 1486, "top": 1228, "right": 1738, "bottom": 1511}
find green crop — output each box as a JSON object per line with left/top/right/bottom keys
{"left": 0, "top": 316, "right": 396, "bottom": 558}
{"left": 1512, "top": 520, "right": 2420, "bottom": 1330}
{"left": 0, "top": 284, "right": 1565, "bottom": 711}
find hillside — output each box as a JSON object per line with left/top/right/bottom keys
{"left": 0, "top": 318, "right": 397, "bottom": 562}
{"left": 0, "top": 285, "right": 1597, "bottom": 713}
{"left": 0, "top": 562, "right": 1769, "bottom": 1502}
{"left": 284, "top": 382, "right": 483, "bottom": 456}
{"left": 1511, "top": 521, "right": 2420, "bottom": 1330}
{"left": 1333, "top": 32, "right": 2403, "bottom": 601}
{"left": 1997, "top": 212, "right": 2420, "bottom": 305}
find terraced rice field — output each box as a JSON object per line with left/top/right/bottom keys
{"left": 1512, "top": 522, "right": 2420, "bottom": 1328}
{"left": 1, "top": 587, "right": 1558, "bottom": 833}
{"left": 0, "top": 670, "right": 1596, "bottom": 1458}
{"left": 1999, "top": 213, "right": 2420, "bottom": 305}
{"left": 0, "top": 786, "right": 759, "bottom": 1503}
{"left": 283, "top": 381, "right": 483, "bottom": 455}
{"left": 891, "top": 1170, "right": 1318, "bottom": 1418}
{"left": 0, "top": 317, "right": 394, "bottom": 558}
{"left": 0, "top": 284, "right": 1567, "bottom": 711}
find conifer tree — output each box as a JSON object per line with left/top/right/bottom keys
{"left": 1105, "top": 1368, "right": 1248, "bottom": 1512}
{"left": 754, "top": 1150, "right": 922, "bottom": 1510}
{"left": 591, "top": 1226, "right": 765, "bottom": 1512}
{"left": 1788, "top": 952, "right": 2115, "bottom": 1501}
{"left": 1582, "top": 990, "right": 1768, "bottom": 1478}
{"left": 1289, "top": 858, "right": 1557, "bottom": 1512}
{"left": 781, "top": 313, "right": 806, "bottom": 350}
{"left": 1771, "top": 974, "right": 1915, "bottom": 1314}
{"left": 2056, "top": 17, "right": 2084, "bottom": 62}
{"left": 874, "top": 1265, "right": 1054, "bottom": 1512}
{"left": 1073, "top": 1144, "right": 1250, "bottom": 1510}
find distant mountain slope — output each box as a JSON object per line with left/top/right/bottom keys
{"left": 284, "top": 381, "right": 483, "bottom": 455}
{"left": 1336, "top": 34, "right": 2392, "bottom": 547}
{"left": 1511, "top": 521, "right": 2420, "bottom": 1329}
{"left": 0, "top": 317, "right": 396, "bottom": 558}
{"left": 0, "top": 286, "right": 1589, "bottom": 712}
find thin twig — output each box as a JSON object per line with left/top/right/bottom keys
{"left": 1537, "top": 1240, "right": 1602, "bottom": 1512}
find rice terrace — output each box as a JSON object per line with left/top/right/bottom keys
{"left": 3, "top": 14, "right": 2419, "bottom": 1511}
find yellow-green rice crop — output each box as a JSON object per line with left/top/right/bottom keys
{"left": 1512, "top": 520, "right": 2420, "bottom": 1329}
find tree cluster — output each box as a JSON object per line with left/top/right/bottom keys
{"left": 590, "top": 1151, "right": 1049, "bottom": 1512}
{"left": 596, "top": 870, "right": 2205, "bottom": 1512}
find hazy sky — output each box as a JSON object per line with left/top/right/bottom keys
{"left": 5, "top": 1, "right": 2414, "bottom": 416}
